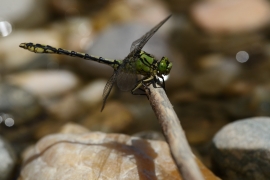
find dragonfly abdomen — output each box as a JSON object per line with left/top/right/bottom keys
{"left": 19, "top": 43, "right": 120, "bottom": 69}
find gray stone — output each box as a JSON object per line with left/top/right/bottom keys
{"left": 211, "top": 117, "right": 270, "bottom": 180}
{"left": 0, "top": 83, "right": 42, "bottom": 125}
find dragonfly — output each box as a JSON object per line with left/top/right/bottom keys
{"left": 19, "top": 15, "right": 172, "bottom": 111}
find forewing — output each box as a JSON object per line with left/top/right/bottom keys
{"left": 101, "top": 72, "right": 117, "bottom": 111}
{"left": 129, "top": 15, "right": 171, "bottom": 54}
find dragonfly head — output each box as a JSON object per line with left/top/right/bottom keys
{"left": 157, "top": 57, "right": 172, "bottom": 75}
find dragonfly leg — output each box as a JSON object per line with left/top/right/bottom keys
{"left": 131, "top": 75, "right": 167, "bottom": 97}
{"left": 132, "top": 79, "right": 155, "bottom": 98}
{"left": 131, "top": 87, "right": 147, "bottom": 96}
{"left": 132, "top": 76, "right": 154, "bottom": 91}
{"left": 131, "top": 81, "right": 146, "bottom": 95}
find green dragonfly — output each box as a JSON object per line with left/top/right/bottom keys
{"left": 19, "top": 15, "right": 172, "bottom": 111}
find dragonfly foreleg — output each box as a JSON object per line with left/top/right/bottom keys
{"left": 131, "top": 87, "right": 147, "bottom": 96}
{"left": 132, "top": 76, "right": 154, "bottom": 93}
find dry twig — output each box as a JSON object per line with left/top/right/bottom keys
{"left": 146, "top": 84, "right": 204, "bottom": 180}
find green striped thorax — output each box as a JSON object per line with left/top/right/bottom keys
{"left": 135, "top": 51, "right": 172, "bottom": 77}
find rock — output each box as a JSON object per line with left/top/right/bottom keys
{"left": 77, "top": 79, "right": 108, "bottom": 108}
{"left": 7, "top": 70, "right": 79, "bottom": 98}
{"left": 191, "top": 0, "right": 270, "bottom": 34}
{"left": 0, "top": 83, "right": 42, "bottom": 125}
{"left": 211, "top": 117, "right": 270, "bottom": 180}
{"left": 19, "top": 124, "right": 219, "bottom": 180}
{"left": 0, "top": 135, "right": 16, "bottom": 180}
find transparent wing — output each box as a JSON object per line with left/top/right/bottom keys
{"left": 116, "top": 72, "right": 137, "bottom": 91}
{"left": 129, "top": 15, "right": 171, "bottom": 54}
{"left": 116, "top": 57, "right": 138, "bottom": 91}
{"left": 101, "top": 72, "right": 117, "bottom": 111}
{"left": 114, "top": 15, "right": 171, "bottom": 93}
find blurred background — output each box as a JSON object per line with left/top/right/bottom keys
{"left": 1, "top": 0, "right": 270, "bottom": 178}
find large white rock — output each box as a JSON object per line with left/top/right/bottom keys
{"left": 19, "top": 124, "right": 219, "bottom": 180}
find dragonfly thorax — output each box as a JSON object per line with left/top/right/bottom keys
{"left": 135, "top": 51, "right": 156, "bottom": 76}
{"left": 135, "top": 51, "right": 172, "bottom": 77}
